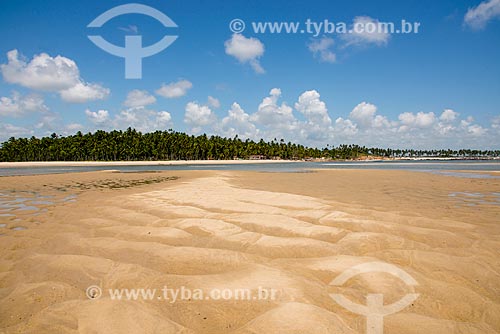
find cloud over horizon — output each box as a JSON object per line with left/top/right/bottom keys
{"left": 0, "top": 50, "right": 109, "bottom": 103}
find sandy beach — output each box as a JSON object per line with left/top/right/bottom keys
{"left": 0, "top": 160, "right": 298, "bottom": 168}
{"left": 1, "top": 169, "right": 499, "bottom": 333}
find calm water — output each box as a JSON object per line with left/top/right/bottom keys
{"left": 0, "top": 160, "right": 499, "bottom": 177}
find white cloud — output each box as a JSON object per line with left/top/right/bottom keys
{"left": 224, "top": 33, "right": 265, "bottom": 73}
{"left": 295, "top": 90, "right": 333, "bottom": 141}
{"left": 156, "top": 80, "right": 193, "bottom": 98}
{"left": 220, "top": 102, "right": 258, "bottom": 139}
{"left": 0, "top": 50, "right": 109, "bottom": 103}
{"left": 439, "top": 109, "right": 459, "bottom": 122}
{"left": 466, "top": 124, "right": 488, "bottom": 136}
{"left": 123, "top": 89, "right": 156, "bottom": 108}
{"left": 207, "top": 96, "right": 221, "bottom": 109}
{"left": 156, "top": 111, "right": 172, "bottom": 126}
{"left": 334, "top": 117, "right": 358, "bottom": 137}
{"left": 349, "top": 102, "right": 378, "bottom": 127}
{"left": 112, "top": 108, "right": 173, "bottom": 133}
{"left": 251, "top": 88, "right": 296, "bottom": 132}
{"left": 295, "top": 90, "right": 331, "bottom": 124}
{"left": 343, "top": 16, "right": 390, "bottom": 46}
{"left": 34, "top": 111, "right": 61, "bottom": 133}
{"left": 464, "top": 0, "right": 500, "bottom": 29}
{"left": 184, "top": 102, "right": 215, "bottom": 133}
{"left": 0, "top": 123, "right": 33, "bottom": 141}
{"left": 0, "top": 92, "right": 48, "bottom": 117}
{"left": 85, "top": 109, "right": 110, "bottom": 125}
{"left": 1, "top": 50, "right": 79, "bottom": 91}
{"left": 398, "top": 111, "right": 436, "bottom": 128}
{"left": 60, "top": 82, "right": 110, "bottom": 103}
{"left": 65, "top": 123, "right": 84, "bottom": 132}
{"left": 2, "top": 85, "right": 497, "bottom": 149}
{"left": 308, "top": 37, "right": 336, "bottom": 63}
{"left": 492, "top": 115, "right": 500, "bottom": 130}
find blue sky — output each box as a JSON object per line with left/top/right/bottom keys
{"left": 0, "top": 0, "right": 499, "bottom": 149}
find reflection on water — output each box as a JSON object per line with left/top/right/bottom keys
{"left": 424, "top": 170, "right": 500, "bottom": 179}
{"left": 0, "top": 190, "right": 77, "bottom": 233}
{"left": 449, "top": 192, "right": 500, "bottom": 206}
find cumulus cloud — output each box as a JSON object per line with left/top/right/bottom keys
{"left": 224, "top": 33, "right": 265, "bottom": 74}
{"left": 0, "top": 50, "right": 109, "bottom": 103}
{"left": 156, "top": 80, "right": 193, "bottom": 98}
{"left": 220, "top": 102, "right": 258, "bottom": 139}
{"left": 295, "top": 90, "right": 331, "bottom": 124}
{"left": 85, "top": 109, "right": 110, "bottom": 125}
{"left": 464, "top": 0, "right": 500, "bottom": 29}
{"left": 0, "top": 92, "right": 48, "bottom": 117}
{"left": 123, "top": 89, "right": 156, "bottom": 108}
{"left": 60, "top": 82, "right": 110, "bottom": 103}
{"left": 156, "top": 111, "right": 172, "bottom": 125}
{"left": 334, "top": 117, "right": 358, "bottom": 137}
{"left": 2, "top": 84, "right": 497, "bottom": 149}
{"left": 250, "top": 88, "right": 297, "bottom": 136}
{"left": 308, "top": 37, "right": 336, "bottom": 63}
{"left": 295, "top": 90, "right": 333, "bottom": 141}
{"left": 440, "top": 109, "right": 459, "bottom": 122}
{"left": 184, "top": 102, "right": 216, "bottom": 134}
{"left": 398, "top": 111, "right": 436, "bottom": 128}
{"left": 1, "top": 50, "right": 79, "bottom": 91}
{"left": 349, "top": 102, "right": 392, "bottom": 130}
{"left": 466, "top": 124, "right": 488, "bottom": 136}
{"left": 112, "top": 108, "right": 173, "bottom": 133}
{"left": 342, "top": 16, "right": 390, "bottom": 46}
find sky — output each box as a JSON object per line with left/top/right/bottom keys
{"left": 0, "top": 0, "right": 499, "bottom": 149}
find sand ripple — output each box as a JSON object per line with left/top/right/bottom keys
{"left": 0, "top": 174, "right": 499, "bottom": 333}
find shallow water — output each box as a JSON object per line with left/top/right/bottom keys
{"left": 0, "top": 160, "right": 499, "bottom": 176}
{"left": 0, "top": 191, "right": 76, "bottom": 231}
{"left": 449, "top": 191, "right": 500, "bottom": 206}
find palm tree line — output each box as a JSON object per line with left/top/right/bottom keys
{"left": 0, "top": 128, "right": 498, "bottom": 162}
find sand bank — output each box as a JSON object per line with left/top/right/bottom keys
{"left": 0, "top": 170, "right": 499, "bottom": 333}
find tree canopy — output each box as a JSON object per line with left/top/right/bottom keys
{"left": 0, "top": 128, "right": 498, "bottom": 162}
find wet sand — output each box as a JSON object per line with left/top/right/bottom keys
{"left": 0, "top": 170, "right": 499, "bottom": 333}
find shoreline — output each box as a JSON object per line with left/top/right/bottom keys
{"left": 0, "top": 159, "right": 299, "bottom": 168}
{"left": 1, "top": 157, "right": 499, "bottom": 169}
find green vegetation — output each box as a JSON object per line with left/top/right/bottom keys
{"left": 0, "top": 128, "right": 499, "bottom": 162}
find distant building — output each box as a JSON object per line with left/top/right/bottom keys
{"left": 249, "top": 155, "right": 267, "bottom": 160}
